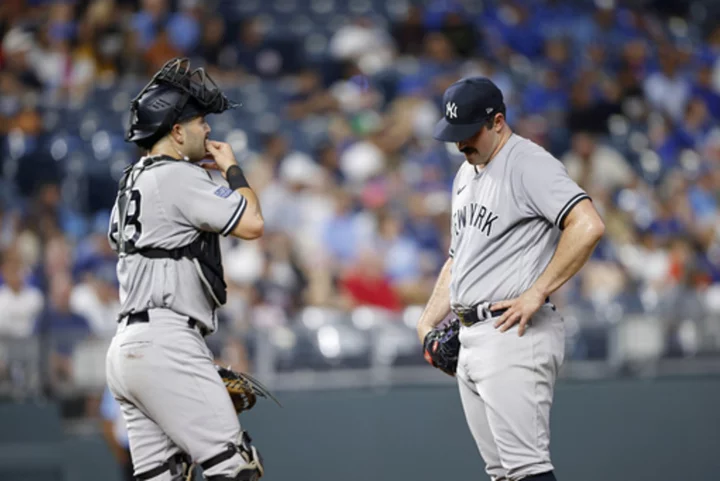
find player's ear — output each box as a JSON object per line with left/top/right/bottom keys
{"left": 493, "top": 113, "right": 504, "bottom": 132}
{"left": 170, "top": 123, "right": 185, "bottom": 145}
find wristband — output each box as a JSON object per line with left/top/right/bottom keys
{"left": 226, "top": 165, "right": 250, "bottom": 190}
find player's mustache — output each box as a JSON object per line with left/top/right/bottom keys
{"left": 460, "top": 146, "right": 477, "bottom": 154}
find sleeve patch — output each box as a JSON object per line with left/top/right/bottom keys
{"left": 213, "top": 186, "right": 234, "bottom": 198}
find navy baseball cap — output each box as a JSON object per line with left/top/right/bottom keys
{"left": 433, "top": 77, "right": 505, "bottom": 142}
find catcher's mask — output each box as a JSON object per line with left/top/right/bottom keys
{"left": 126, "top": 57, "right": 239, "bottom": 147}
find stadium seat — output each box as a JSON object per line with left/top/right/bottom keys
{"left": 611, "top": 314, "right": 666, "bottom": 367}
{"left": 350, "top": 306, "right": 394, "bottom": 330}
{"left": 234, "top": 0, "right": 261, "bottom": 15}
{"left": 374, "top": 322, "right": 423, "bottom": 367}
{"left": 347, "top": 0, "right": 372, "bottom": 15}
{"left": 304, "top": 32, "right": 329, "bottom": 59}
{"left": 300, "top": 306, "right": 345, "bottom": 330}
{"left": 288, "top": 14, "right": 315, "bottom": 36}
{"left": 0, "top": 338, "right": 42, "bottom": 399}
{"left": 273, "top": 324, "right": 331, "bottom": 372}
{"left": 313, "top": 323, "right": 372, "bottom": 369}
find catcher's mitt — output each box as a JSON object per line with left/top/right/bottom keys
{"left": 423, "top": 318, "right": 460, "bottom": 376}
{"left": 216, "top": 365, "right": 282, "bottom": 413}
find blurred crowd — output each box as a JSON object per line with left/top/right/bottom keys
{"left": 2, "top": 0, "right": 720, "bottom": 404}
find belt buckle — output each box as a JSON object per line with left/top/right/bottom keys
{"left": 456, "top": 309, "right": 472, "bottom": 327}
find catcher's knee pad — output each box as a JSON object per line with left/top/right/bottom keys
{"left": 202, "top": 431, "right": 264, "bottom": 481}
{"left": 521, "top": 471, "right": 556, "bottom": 481}
{"left": 135, "top": 452, "right": 191, "bottom": 481}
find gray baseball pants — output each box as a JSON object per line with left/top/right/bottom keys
{"left": 456, "top": 306, "right": 565, "bottom": 481}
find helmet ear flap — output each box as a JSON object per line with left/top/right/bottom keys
{"left": 125, "top": 86, "right": 191, "bottom": 146}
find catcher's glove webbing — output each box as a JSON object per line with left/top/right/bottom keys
{"left": 216, "top": 365, "right": 282, "bottom": 413}
{"left": 423, "top": 319, "right": 461, "bottom": 376}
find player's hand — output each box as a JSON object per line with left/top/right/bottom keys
{"left": 205, "top": 140, "right": 238, "bottom": 175}
{"left": 491, "top": 287, "right": 546, "bottom": 336}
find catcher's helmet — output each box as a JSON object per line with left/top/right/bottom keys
{"left": 126, "top": 58, "right": 238, "bottom": 147}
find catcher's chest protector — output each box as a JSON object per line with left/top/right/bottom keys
{"left": 187, "top": 231, "right": 227, "bottom": 306}
{"left": 131, "top": 230, "right": 227, "bottom": 307}
{"left": 114, "top": 157, "right": 228, "bottom": 306}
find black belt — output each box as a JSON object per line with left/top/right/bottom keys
{"left": 454, "top": 297, "right": 551, "bottom": 327}
{"left": 125, "top": 311, "right": 209, "bottom": 337}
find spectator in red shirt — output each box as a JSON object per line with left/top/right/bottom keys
{"left": 339, "top": 249, "right": 403, "bottom": 312}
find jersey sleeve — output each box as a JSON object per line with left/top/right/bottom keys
{"left": 515, "top": 152, "right": 590, "bottom": 229}
{"left": 170, "top": 165, "right": 248, "bottom": 236}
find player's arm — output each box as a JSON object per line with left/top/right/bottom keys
{"left": 170, "top": 148, "right": 264, "bottom": 240}
{"left": 205, "top": 141, "right": 264, "bottom": 240}
{"left": 528, "top": 199, "right": 604, "bottom": 299}
{"left": 493, "top": 152, "right": 605, "bottom": 335}
{"left": 417, "top": 256, "right": 453, "bottom": 343}
{"left": 227, "top": 185, "right": 264, "bottom": 240}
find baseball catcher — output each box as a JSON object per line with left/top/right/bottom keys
{"left": 106, "top": 57, "right": 271, "bottom": 481}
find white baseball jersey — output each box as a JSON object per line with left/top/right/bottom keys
{"left": 448, "top": 133, "right": 589, "bottom": 309}
{"left": 108, "top": 155, "right": 247, "bottom": 332}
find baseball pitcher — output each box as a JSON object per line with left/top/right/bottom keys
{"left": 105, "top": 58, "right": 266, "bottom": 481}
{"left": 418, "top": 77, "right": 605, "bottom": 481}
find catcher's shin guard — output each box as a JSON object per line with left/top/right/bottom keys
{"left": 135, "top": 452, "right": 191, "bottom": 481}
{"left": 202, "top": 432, "right": 264, "bottom": 481}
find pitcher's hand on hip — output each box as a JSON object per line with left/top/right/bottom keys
{"left": 491, "top": 287, "right": 546, "bottom": 336}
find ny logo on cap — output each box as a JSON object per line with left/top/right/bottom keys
{"left": 446, "top": 102, "right": 458, "bottom": 119}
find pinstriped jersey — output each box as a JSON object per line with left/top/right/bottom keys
{"left": 108, "top": 156, "right": 247, "bottom": 330}
{"left": 448, "top": 134, "right": 589, "bottom": 309}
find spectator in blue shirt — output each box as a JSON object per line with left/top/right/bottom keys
{"left": 129, "top": 0, "right": 169, "bottom": 52}
{"left": 521, "top": 68, "right": 569, "bottom": 117}
{"left": 687, "top": 167, "right": 718, "bottom": 227}
{"left": 691, "top": 62, "right": 720, "bottom": 121}
{"left": 165, "top": 0, "right": 202, "bottom": 55}
{"left": 322, "top": 190, "right": 374, "bottom": 268}
{"left": 482, "top": 1, "right": 545, "bottom": 60}
{"left": 374, "top": 209, "right": 431, "bottom": 305}
{"left": 34, "top": 272, "right": 91, "bottom": 386}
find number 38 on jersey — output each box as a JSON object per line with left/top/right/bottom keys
{"left": 109, "top": 189, "right": 143, "bottom": 251}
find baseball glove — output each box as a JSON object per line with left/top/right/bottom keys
{"left": 422, "top": 318, "right": 461, "bottom": 376}
{"left": 216, "top": 365, "right": 282, "bottom": 413}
